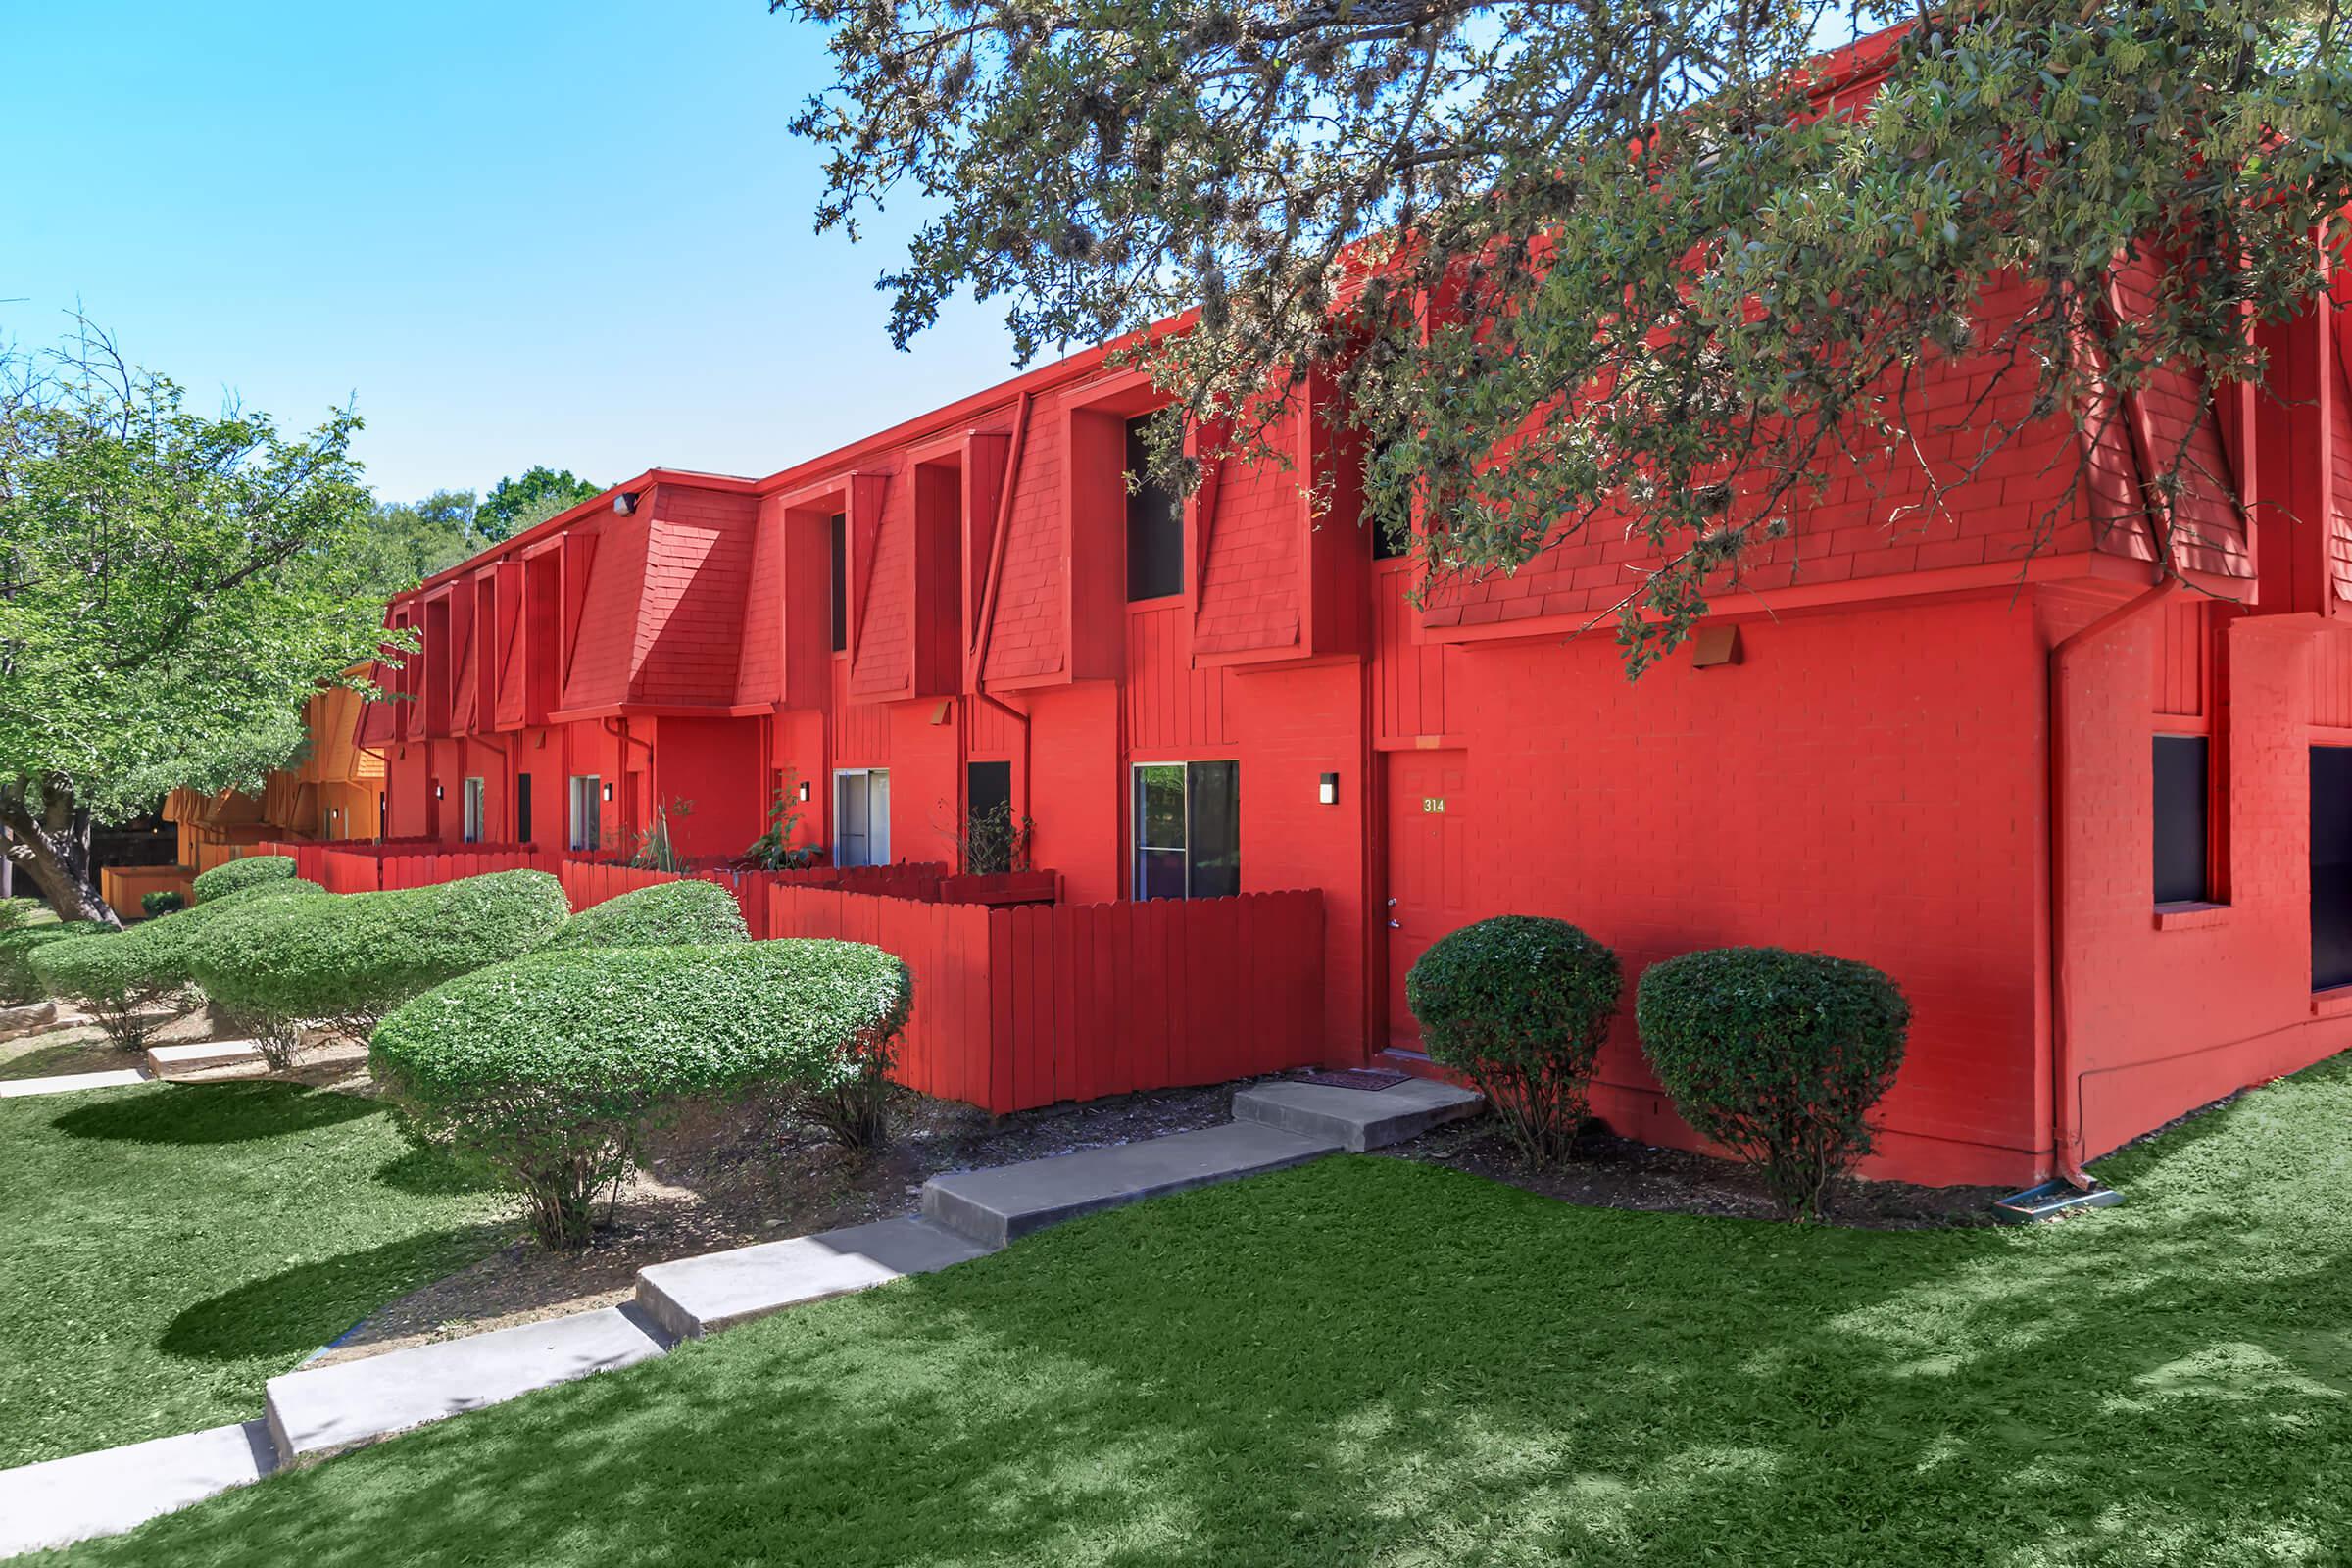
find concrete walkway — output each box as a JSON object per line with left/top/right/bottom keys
{"left": 0, "top": 1066, "right": 148, "bottom": 1099}
{"left": 0, "top": 1072, "right": 1481, "bottom": 1557}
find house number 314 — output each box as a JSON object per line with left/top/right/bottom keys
{"left": 1422, "top": 797, "right": 1446, "bottom": 813}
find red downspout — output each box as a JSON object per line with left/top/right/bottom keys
{"left": 2046, "top": 573, "right": 2180, "bottom": 1185}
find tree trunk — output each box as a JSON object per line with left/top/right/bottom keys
{"left": 0, "top": 776, "right": 121, "bottom": 927}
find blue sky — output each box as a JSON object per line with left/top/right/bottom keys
{"left": 6, "top": 1, "right": 1031, "bottom": 503}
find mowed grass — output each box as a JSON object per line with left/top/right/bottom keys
{"left": 0, "top": 1081, "right": 510, "bottom": 1468}
{"left": 48, "top": 1055, "right": 2352, "bottom": 1568}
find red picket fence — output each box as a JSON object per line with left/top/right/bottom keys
{"left": 765, "top": 884, "right": 1324, "bottom": 1114}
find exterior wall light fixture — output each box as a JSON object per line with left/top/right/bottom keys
{"left": 1319, "top": 772, "right": 1339, "bottom": 806}
{"left": 612, "top": 491, "right": 639, "bottom": 515}
{"left": 602, "top": 782, "right": 615, "bottom": 803}
{"left": 797, "top": 779, "right": 812, "bottom": 803}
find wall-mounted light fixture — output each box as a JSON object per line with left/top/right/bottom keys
{"left": 433, "top": 784, "right": 444, "bottom": 801}
{"left": 612, "top": 491, "right": 639, "bottom": 516}
{"left": 602, "top": 782, "right": 614, "bottom": 803}
{"left": 1318, "top": 772, "right": 1340, "bottom": 807}
{"left": 797, "top": 779, "right": 812, "bottom": 803}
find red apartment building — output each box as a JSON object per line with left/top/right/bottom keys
{"left": 364, "top": 101, "right": 2352, "bottom": 1193}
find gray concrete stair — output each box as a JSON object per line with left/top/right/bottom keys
{"left": 921, "top": 1120, "right": 1342, "bottom": 1248}
{"left": 146, "top": 1040, "right": 264, "bottom": 1077}
{"left": 265, "top": 1303, "right": 668, "bottom": 1465}
{"left": 0, "top": 1421, "right": 272, "bottom": 1558}
{"left": 1231, "top": 1077, "right": 1483, "bottom": 1152}
{"left": 636, "top": 1215, "right": 993, "bottom": 1341}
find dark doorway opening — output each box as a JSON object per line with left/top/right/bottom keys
{"left": 2312, "top": 747, "right": 2352, "bottom": 990}
{"left": 515, "top": 773, "right": 533, "bottom": 845}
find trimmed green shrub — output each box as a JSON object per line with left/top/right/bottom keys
{"left": 372, "top": 939, "right": 912, "bottom": 1249}
{"left": 549, "top": 879, "right": 749, "bottom": 951}
{"left": 30, "top": 931, "right": 167, "bottom": 1051}
{"left": 0, "top": 923, "right": 107, "bottom": 1005}
{"left": 191, "top": 855, "right": 295, "bottom": 904}
{"left": 26, "top": 880, "right": 326, "bottom": 1051}
{"left": 0, "top": 897, "right": 43, "bottom": 934}
{"left": 188, "top": 870, "right": 571, "bottom": 1061}
{"left": 1405, "top": 915, "right": 1622, "bottom": 1165}
{"left": 1636, "top": 947, "right": 1911, "bottom": 1222}
{"left": 141, "top": 890, "right": 187, "bottom": 918}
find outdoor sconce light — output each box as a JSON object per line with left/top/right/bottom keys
{"left": 797, "top": 780, "right": 812, "bottom": 803}
{"left": 433, "top": 784, "right": 444, "bottom": 801}
{"left": 602, "top": 783, "right": 615, "bottom": 803}
{"left": 1318, "top": 772, "right": 1339, "bottom": 806}
{"left": 612, "top": 491, "right": 639, "bottom": 515}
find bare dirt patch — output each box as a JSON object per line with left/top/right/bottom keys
{"left": 1392, "top": 1114, "right": 2007, "bottom": 1229}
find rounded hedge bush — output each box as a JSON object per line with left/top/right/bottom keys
{"left": 549, "top": 879, "right": 750, "bottom": 951}
{"left": 1636, "top": 947, "right": 1911, "bottom": 1222}
{"left": 0, "top": 897, "right": 43, "bottom": 934}
{"left": 1405, "top": 915, "right": 1621, "bottom": 1165}
{"left": 191, "top": 855, "right": 296, "bottom": 904}
{"left": 30, "top": 929, "right": 167, "bottom": 1051}
{"left": 188, "top": 869, "right": 572, "bottom": 1057}
{"left": 372, "top": 939, "right": 912, "bottom": 1249}
{"left": 0, "top": 923, "right": 109, "bottom": 1005}
{"left": 28, "top": 879, "right": 326, "bottom": 1049}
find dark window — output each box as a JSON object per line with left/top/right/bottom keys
{"left": 1367, "top": 440, "right": 1409, "bottom": 559}
{"left": 1125, "top": 416, "right": 1184, "bottom": 600}
{"left": 829, "top": 513, "right": 849, "bottom": 652}
{"left": 1133, "top": 760, "right": 1240, "bottom": 900}
{"left": 2152, "top": 735, "right": 2210, "bottom": 905}
{"left": 967, "top": 760, "right": 1011, "bottom": 822}
{"left": 2315, "top": 748, "right": 2352, "bottom": 989}
{"left": 515, "top": 773, "right": 533, "bottom": 844}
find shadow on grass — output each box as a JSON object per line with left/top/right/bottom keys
{"left": 52, "top": 1080, "right": 380, "bottom": 1145}
{"left": 159, "top": 1223, "right": 516, "bottom": 1362}
{"left": 69, "top": 1056, "right": 2352, "bottom": 1568}
{"left": 374, "top": 1143, "right": 503, "bottom": 1197}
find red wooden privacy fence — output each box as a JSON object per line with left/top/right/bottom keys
{"left": 242, "top": 844, "right": 1323, "bottom": 1115}
{"left": 765, "top": 884, "right": 1326, "bottom": 1113}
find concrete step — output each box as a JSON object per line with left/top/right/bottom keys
{"left": 636, "top": 1215, "right": 994, "bottom": 1341}
{"left": 265, "top": 1303, "right": 668, "bottom": 1465}
{"left": 0, "top": 1067, "right": 148, "bottom": 1099}
{"left": 922, "top": 1120, "right": 1343, "bottom": 1249}
{"left": 1231, "top": 1077, "right": 1484, "bottom": 1152}
{"left": 0, "top": 1420, "right": 272, "bottom": 1557}
{"left": 146, "top": 1040, "right": 264, "bottom": 1077}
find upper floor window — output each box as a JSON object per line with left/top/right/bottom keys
{"left": 1126, "top": 416, "right": 1183, "bottom": 601}
{"left": 829, "top": 512, "right": 849, "bottom": 652}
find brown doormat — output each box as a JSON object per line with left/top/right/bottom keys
{"left": 1291, "top": 1067, "right": 1413, "bottom": 1092}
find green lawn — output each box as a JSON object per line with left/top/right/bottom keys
{"left": 48, "top": 1059, "right": 2352, "bottom": 1566}
{"left": 1, "top": 1081, "right": 511, "bottom": 1468}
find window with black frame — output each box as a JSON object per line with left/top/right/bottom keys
{"left": 1132, "top": 761, "right": 1239, "bottom": 900}
{"left": 1125, "top": 416, "right": 1184, "bottom": 600}
{"left": 2153, "top": 734, "right": 2210, "bottom": 905}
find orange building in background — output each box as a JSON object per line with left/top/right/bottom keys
{"left": 104, "top": 678, "right": 385, "bottom": 914}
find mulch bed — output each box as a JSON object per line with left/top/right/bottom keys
{"left": 312, "top": 1076, "right": 1268, "bottom": 1364}
{"left": 1391, "top": 1114, "right": 2009, "bottom": 1230}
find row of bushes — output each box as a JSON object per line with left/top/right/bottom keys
{"left": 1407, "top": 916, "right": 1909, "bottom": 1221}
{"left": 26, "top": 860, "right": 910, "bottom": 1250}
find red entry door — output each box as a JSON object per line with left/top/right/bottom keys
{"left": 1384, "top": 749, "right": 1470, "bottom": 1054}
